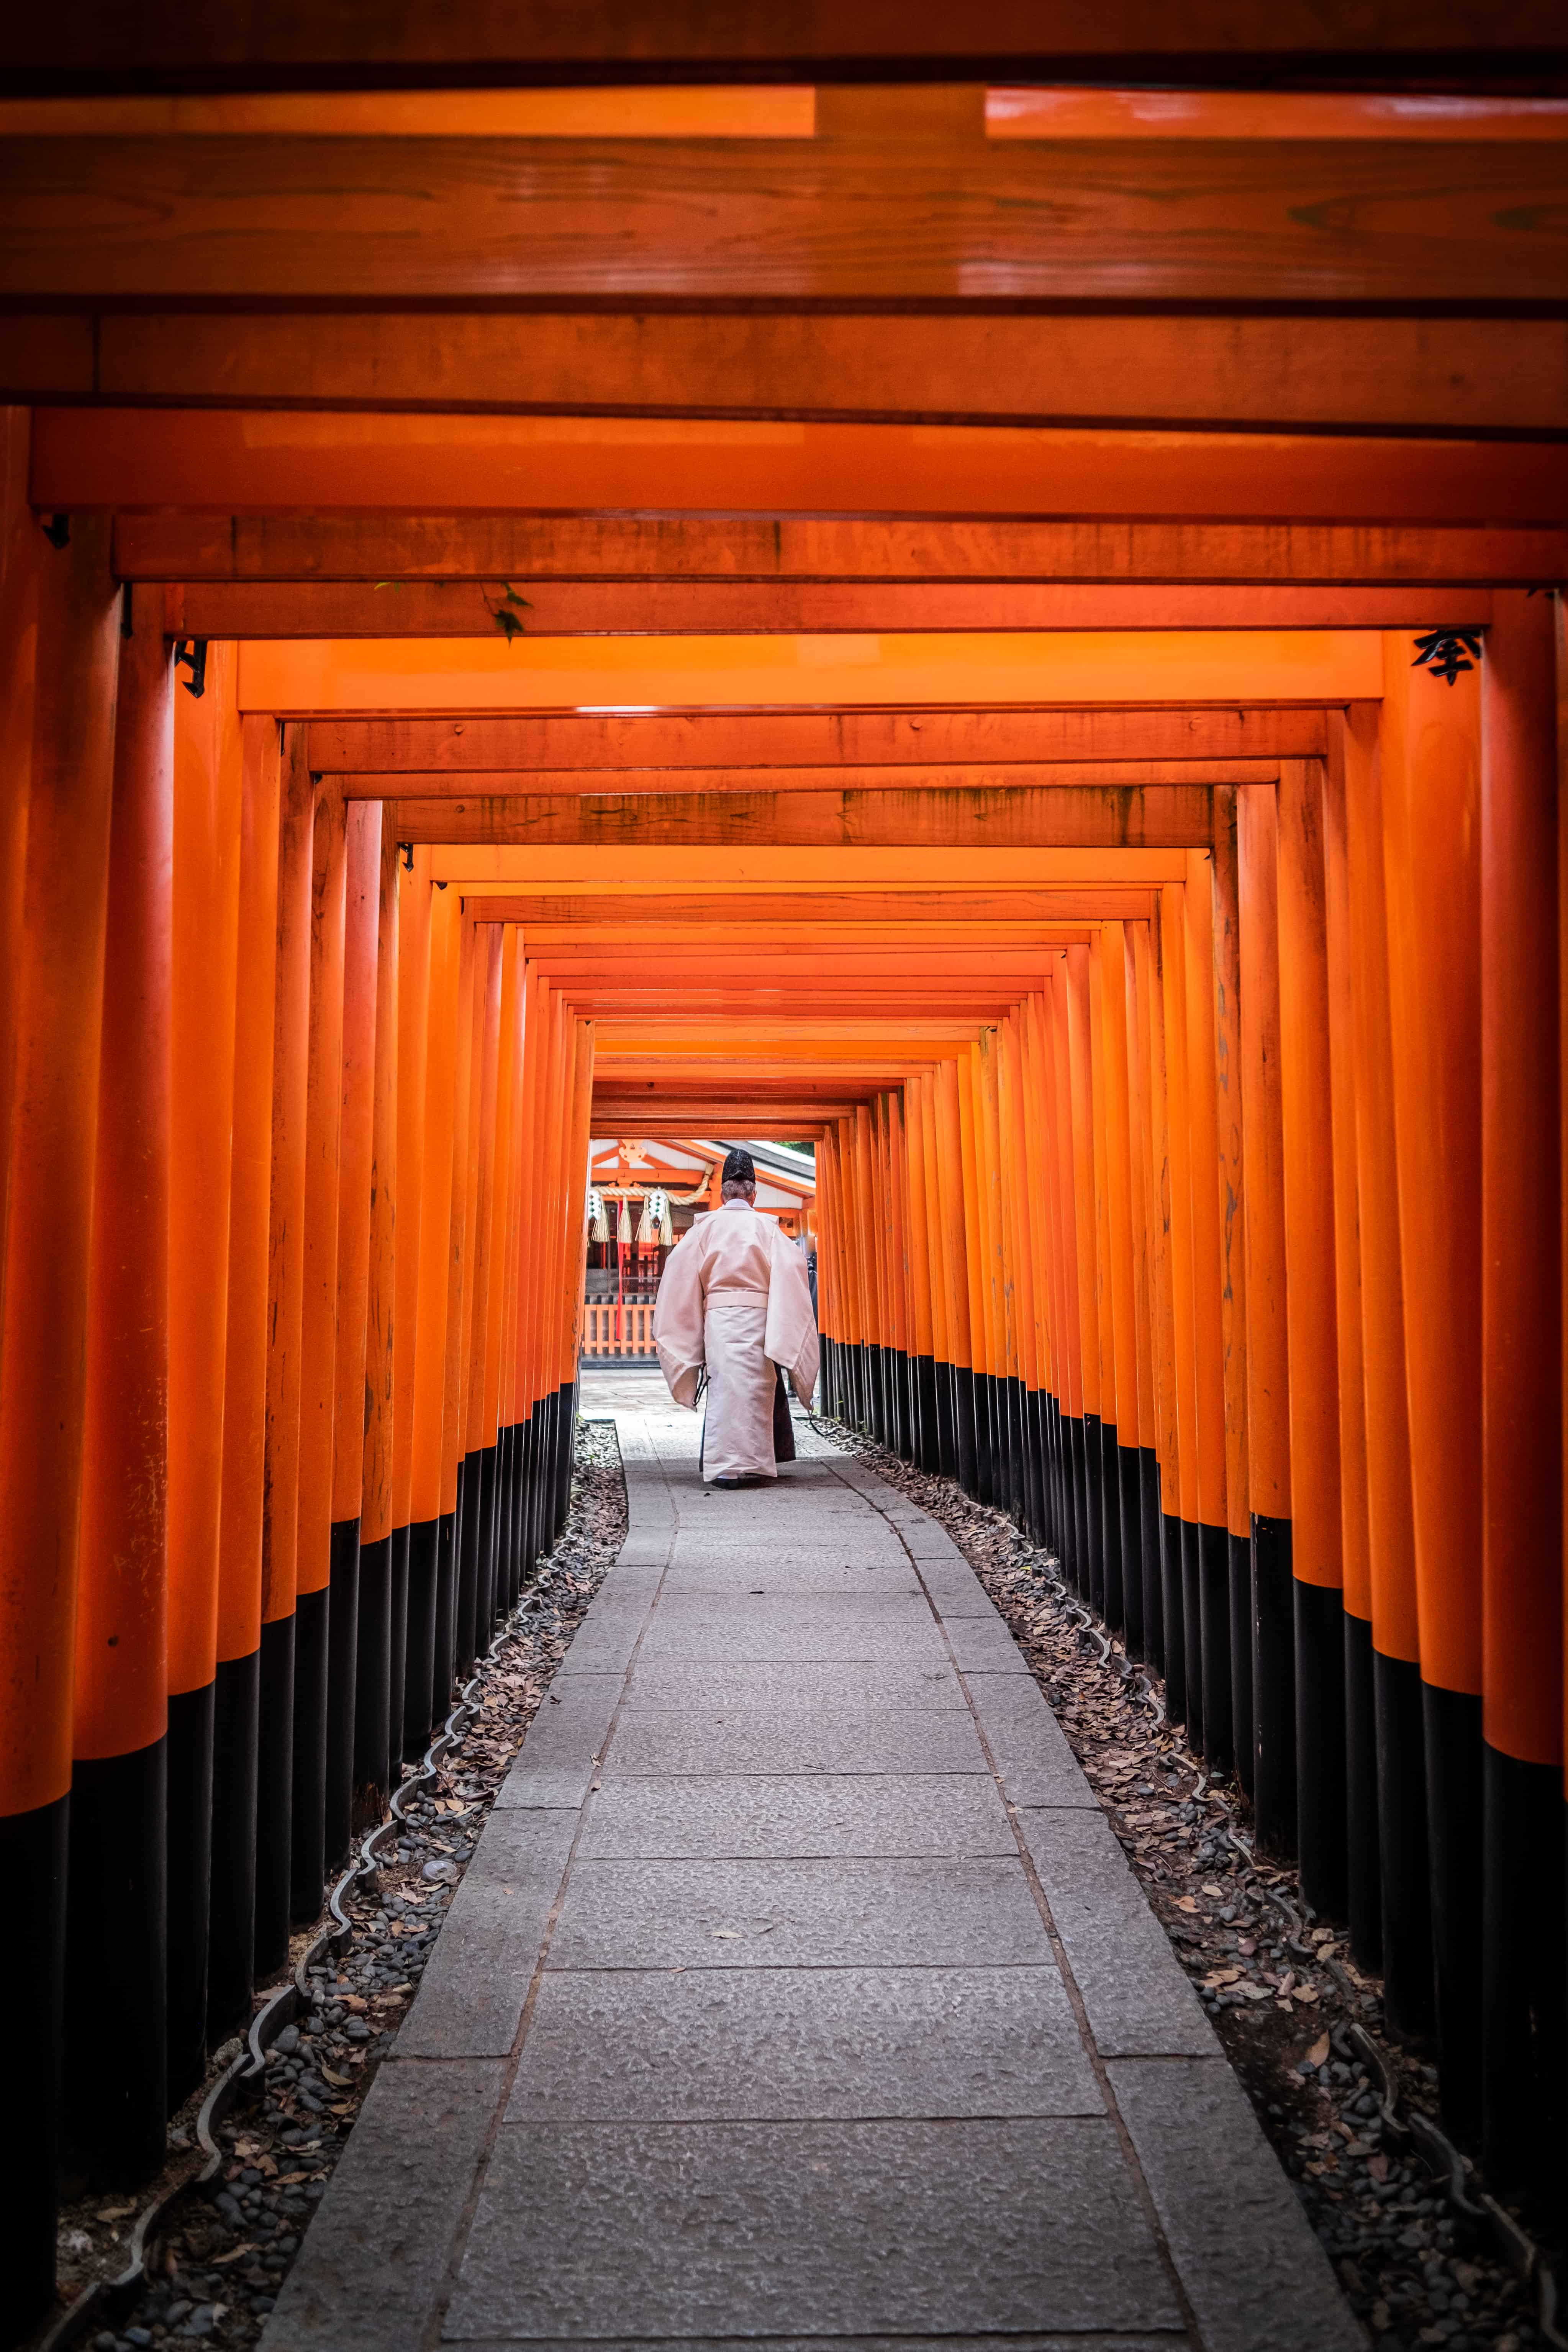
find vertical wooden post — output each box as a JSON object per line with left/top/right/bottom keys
{"left": 354, "top": 818, "right": 398, "bottom": 1829}
{"left": 0, "top": 510, "right": 119, "bottom": 2324}
{"left": 67, "top": 597, "right": 172, "bottom": 2184}
{"left": 1321, "top": 731, "right": 1381, "bottom": 1971}
{"left": 1237, "top": 784, "right": 1293, "bottom": 1851}
{"left": 1185, "top": 857, "right": 1233, "bottom": 1769}
{"left": 166, "top": 637, "right": 243, "bottom": 2098}
{"left": 1159, "top": 886, "right": 1199, "bottom": 1728}
{"left": 1065, "top": 947, "right": 1104, "bottom": 1607}
{"left": 294, "top": 786, "right": 348, "bottom": 1904}
{"left": 1277, "top": 758, "right": 1348, "bottom": 1921}
{"left": 209, "top": 716, "right": 279, "bottom": 2039}
{"left": 1099, "top": 927, "right": 1141, "bottom": 1644}
{"left": 257, "top": 724, "right": 315, "bottom": 1974}
{"left": 392, "top": 850, "right": 431, "bottom": 1757}
{"left": 1211, "top": 791, "right": 1254, "bottom": 1791}
{"left": 1087, "top": 945, "right": 1121, "bottom": 1621}
{"left": 408, "top": 881, "right": 459, "bottom": 1736}
{"left": 1382, "top": 635, "right": 1484, "bottom": 2137}
{"left": 1339, "top": 700, "right": 1433, "bottom": 2044}
{"left": 1480, "top": 590, "right": 1563, "bottom": 2182}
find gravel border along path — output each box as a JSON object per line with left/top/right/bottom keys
{"left": 808, "top": 1416, "right": 1553, "bottom": 2352}
{"left": 41, "top": 1420, "right": 626, "bottom": 2352}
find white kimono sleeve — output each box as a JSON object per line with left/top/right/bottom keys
{"left": 652, "top": 1232, "right": 706, "bottom": 1409}
{"left": 764, "top": 1225, "right": 821, "bottom": 1407}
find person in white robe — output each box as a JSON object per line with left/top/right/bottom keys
{"left": 652, "top": 1148, "right": 820, "bottom": 1485}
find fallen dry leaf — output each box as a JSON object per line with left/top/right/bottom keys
{"left": 1307, "top": 2033, "right": 1331, "bottom": 2067}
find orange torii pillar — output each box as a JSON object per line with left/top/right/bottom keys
{"left": 903, "top": 1072, "right": 941, "bottom": 1476}
{"left": 1382, "top": 639, "right": 1484, "bottom": 2141}
{"left": 1277, "top": 758, "right": 1349, "bottom": 1921}
{"left": 392, "top": 850, "right": 432, "bottom": 1755}
{"left": 405, "top": 878, "right": 460, "bottom": 1749}
{"left": 1065, "top": 948, "right": 1104, "bottom": 1606}
{"left": 1238, "top": 785, "right": 1294, "bottom": 1853}
{"left": 0, "top": 506, "right": 120, "bottom": 2337}
{"left": 1210, "top": 798, "right": 1254, "bottom": 1795}
{"left": 514, "top": 962, "right": 549, "bottom": 1583}
{"left": 1479, "top": 591, "right": 1563, "bottom": 2183}
{"left": 293, "top": 786, "right": 348, "bottom": 1903}
{"left": 209, "top": 715, "right": 281, "bottom": 2043}
{"left": 354, "top": 821, "right": 400, "bottom": 1827}
{"left": 166, "top": 640, "right": 244, "bottom": 2100}
{"left": 64, "top": 597, "right": 172, "bottom": 2184}
{"left": 457, "top": 926, "right": 502, "bottom": 1671}
{"left": 1119, "top": 937, "right": 1162, "bottom": 1653}
{"left": 1321, "top": 732, "right": 1382, "bottom": 1973}
{"left": 1134, "top": 922, "right": 1180, "bottom": 1681}
{"left": 256, "top": 726, "right": 315, "bottom": 1975}
{"left": 1340, "top": 701, "right": 1434, "bottom": 2045}
{"left": 1157, "top": 886, "right": 1199, "bottom": 1725}
{"left": 1049, "top": 962, "right": 1091, "bottom": 1595}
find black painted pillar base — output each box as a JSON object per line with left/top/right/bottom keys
{"left": 1116, "top": 1440, "right": 1142, "bottom": 1656}
{"left": 518, "top": 1411, "right": 537, "bottom": 1583}
{"left": 324, "top": 1515, "right": 360, "bottom": 1872}
{"left": 1160, "top": 1512, "right": 1186, "bottom": 1725}
{"left": 208, "top": 1646, "right": 259, "bottom": 2042}
{"left": 1295, "top": 1579, "right": 1348, "bottom": 1921}
{"left": 1252, "top": 1513, "right": 1296, "bottom": 1855}
{"left": 64, "top": 1735, "right": 168, "bottom": 2187}
{"left": 476, "top": 1440, "right": 499, "bottom": 1643}
{"left": 973, "top": 1371, "right": 994, "bottom": 1504}
{"left": 1373, "top": 1646, "right": 1435, "bottom": 2047}
{"left": 934, "top": 1359, "right": 957, "bottom": 1481}
{"left": 1138, "top": 1450, "right": 1162, "bottom": 1675}
{"left": 0, "top": 1792, "right": 67, "bottom": 2346}
{"left": 404, "top": 1515, "right": 439, "bottom": 1761}
{"left": 1099, "top": 1422, "right": 1124, "bottom": 1631}
{"left": 1180, "top": 1518, "right": 1203, "bottom": 1745}
{"left": 914, "top": 1354, "right": 939, "bottom": 1475}
{"left": 432, "top": 1506, "right": 457, "bottom": 1726}
{"left": 456, "top": 1450, "right": 481, "bottom": 1675}
{"left": 255, "top": 1611, "right": 295, "bottom": 1977}
{"left": 1481, "top": 1749, "right": 1566, "bottom": 2188}
{"left": 1083, "top": 1413, "right": 1104, "bottom": 1615}
{"left": 558, "top": 1377, "right": 578, "bottom": 1537}
{"left": 165, "top": 1678, "right": 215, "bottom": 2106}
{"left": 387, "top": 1521, "right": 410, "bottom": 1794}
{"left": 1422, "top": 1680, "right": 1483, "bottom": 2149}
{"left": 1008, "top": 1376, "right": 1027, "bottom": 1527}
{"left": 290, "top": 1580, "right": 329, "bottom": 1920}
{"left": 1198, "top": 1521, "right": 1232, "bottom": 1775}
{"left": 1068, "top": 1414, "right": 1089, "bottom": 1597}
{"left": 353, "top": 1531, "right": 393, "bottom": 1835}
{"left": 1229, "top": 1530, "right": 1255, "bottom": 1800}
{"left": 954, "top": 1366, "right": 978, "bottom": 1497}
{"left": 1344, "top": 1611, "right": 1383, "bottom": 1975}
{"left": 1024, "top": 1387, "right": 1045, "bottom": 1546}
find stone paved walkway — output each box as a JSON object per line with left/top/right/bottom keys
{"left": 263, "top": 1389, "right": 1361, "bottom": 2352}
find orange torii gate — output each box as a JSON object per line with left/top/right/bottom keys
{"left": 1, "top": 25, "right": 1566, "bottom": 2336}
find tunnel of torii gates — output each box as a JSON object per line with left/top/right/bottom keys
{"left": 3, "top": 16, "right": 1568, "bottom": 2338}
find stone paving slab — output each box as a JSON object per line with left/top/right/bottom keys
{"left": 623, "top": 1658, "right": 968, "bottom": 1710}
{"left": 1108, "top": 2058, "right": 1366, "bottom": 2352}
{"left": 395, "top": 1810, "right": 579, "bottom": 2059}
{"left": 266, "top": 1399, "right": 1359, "bottom": 2352}
{"left": 545, "top": 1854, "right": 1054, "bottom": 1970}
{"left": 451, "top": 2339, "right": 1185, "bottom": 2351}
{"left": 963, "top": 1667, "right": 1103, "bottom": 1805}
{"left": 263, "top": 2056, "right": 505, "bottom": 2352}
{"left": 506, "top": 1964, "right": 1102, "bottom": 2121}
{"left": 446, "top": 2118, "right": 1182, "bottom": 2342}
{"left": 606, "top": 1700, "right": 991, "bottom": 1776}
{"left": 576, "top": 1772, "right": 1016, "bottom": 1859}
{"left": 1016, "top": 1806, "right": 1216, "bottom": 2059}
